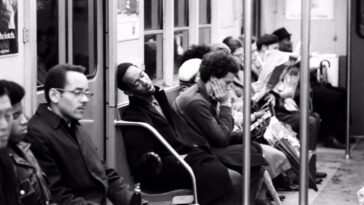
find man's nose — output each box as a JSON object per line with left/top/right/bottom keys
{"left": 20, "top": 114, "right": 28, "bottom": 125}
{"left": 141, "top": 78, "right": 149, "bottom": 87}
{"left": 81, "top": 93, "right": 90, "bottom": 102}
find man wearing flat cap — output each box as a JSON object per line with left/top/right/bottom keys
{"left": 272, "top": 27, "right": 293, "bottom": 52}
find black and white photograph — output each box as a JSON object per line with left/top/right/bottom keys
{"left": 0, "top": 1, "right": 363, "bottom": 205}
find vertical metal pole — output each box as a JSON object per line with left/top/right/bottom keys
{"left": 345, "top": 0, "right": 352, "bottom": 160}
{"left": 105, "top": 0, "right": 118, "bottom": 168}
{"left": 67, "top": 0, "right": 73, "bottom": 63}
{"left": 243, "top": 0, "right": 252, "bottom": 204}
{"left": 299, "top": 0, "right": 310, "bottom": 205}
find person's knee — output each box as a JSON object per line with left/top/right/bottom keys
{"left": 210, "top": 169, "right": 242, "bottom": 205}
{"left": 228, "top": 168, "right": 242, "bottom": 192}
{"left": 308, "top": 115, "right": 320, "bottom": 130}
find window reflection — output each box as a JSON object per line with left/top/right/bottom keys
{"left": 37, "top": 0, "right": 58, "bottom": 86}
{"left": 174, "top": 31, "right": 188, "bottom": 74}
{"left": 199, "top": 27, "right": 211, "bottom": 45}
{"left": 174, "top": 0, "right": 189, "bottom": 74}
{"left": 37, "top": 0, "right": 97, "bottom": 87}
{"left": 144, "top": 0, "right": 162, "bottom": 31}
{"left": 144, "top": 34, "right": 163, "bottom": 81}
{"left": 117, "top": 0, "right": 139, "bottom": 15}
{"left": 73, "top": 0, "right": 97, "bottom": 75}
{"left": 174, "top": 0, "right": 189, "bottom": 27}
{"left": 199, "top": 0, "right": 211, "bottom": 24}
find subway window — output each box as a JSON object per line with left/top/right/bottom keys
{"left": 199, "top": 0, "right": 211, "bottom": 45}
{"left": 36, "top": 0, "right": 97, "bottom": 87}
{"left": 144, "top": 34, "right": 163, "bottom": 80}
{"left": 36, "top": 0, "right": 59, "bottom": 86}
{"left": 174, "top": 0, "right": 189, "bottom": 73}
{"left": 144, "top": 0, "right": 163, "bottom": 81}
{"left": 73, "top": 0, "right": 97, "bottom": 76}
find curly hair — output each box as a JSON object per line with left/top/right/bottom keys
{"left": 180, "top": 44, "right": 211, "bottom": 64}
{"left": 199, "top": 51, "right": 240, "bottom": 83}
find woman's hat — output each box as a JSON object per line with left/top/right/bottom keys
{"left": 272, "top": 27, "right": 291, "bottom": 41}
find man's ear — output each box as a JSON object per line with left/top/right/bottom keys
{"left": 49, "top": 88, "right": 61, "bottom": 104}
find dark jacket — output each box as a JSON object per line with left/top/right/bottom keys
{"left": 173, "top": 80, "right": 268, "bottom": 169}
{"left": 27, "top": 104, "right": 133, "bottom": 205}
{"left": 8, "top": 140, "right": 53, "bottom": 205}
{"left": 122, "top": 87, "right": 234, "bottom": 205}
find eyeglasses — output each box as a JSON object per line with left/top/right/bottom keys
{"left": 233, "top": 52, "right": 244, "bottom": 58}
{"left": 56, "top": 88, "right": 94, "bottom": 98}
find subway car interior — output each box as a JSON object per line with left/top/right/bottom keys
{"left": 1, "top": 0, "right": 364, "bottom": 205}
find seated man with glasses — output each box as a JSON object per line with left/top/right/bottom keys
{"left": 26, "top": 64, "right": 140, "bottom": 205}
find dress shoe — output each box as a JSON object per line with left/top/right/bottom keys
{"left": 316, "top": 171, "right": 327, "bottom": 178}
{"left": 266, "top": 192, "right": 286, "bottom": 201}
{"left": 276, "top": 184, "right": 299, "bottom": 192}
{"left": 324, "top": 137, "right": 346, "bottom": 149}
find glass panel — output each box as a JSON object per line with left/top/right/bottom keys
{"left": 117, "top": 0, "right": 139, "bottom": 15}
{"left": 37, "top": 0, "right": 59, "bottom": 86}
{"left": 174, "top": 0, "right": 189, "bottom": 27}
{"left": 144, "top": 34, "right": 163, "bottom": 80}
{"left": 73, "top": 0, "right": 96, "bottom": 76}
{"left": 199, "top": 27, "right": 211, "bottom": 45}
{"left": 199, "top": 0, "right": 211, "bottom": 24}
{"left": 174, "top": 30, "right": 189, "bottom": 74}
{"left": 144, "top": 0, "right": 163, "bottom": 30}
{"left": 253, "top": 0, "right": 261, "bottom": 37}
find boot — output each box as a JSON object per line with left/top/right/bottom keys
{"left": 324, "top": 135, "right": 345, "bottom": 149}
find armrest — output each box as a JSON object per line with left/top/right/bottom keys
{"left": 114, "top": 120, "right": 199, "bottom": 205}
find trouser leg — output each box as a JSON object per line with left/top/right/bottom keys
{"left": 276, "top": 111, "right": 319, "bottom": 150}
{"left": 210, "top": 169, "right": 242, "bottom": 205}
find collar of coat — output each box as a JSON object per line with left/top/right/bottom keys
{"left": 36, "top": 103, "right": 80, "bottom": 130}
{"left": 128, "top": 86, "right": 163, "bottom": 108}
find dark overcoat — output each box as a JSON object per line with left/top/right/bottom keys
{"left": 27, "top": 104, "right": 133, "bottom": 205}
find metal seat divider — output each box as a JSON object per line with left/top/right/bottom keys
{"left": 114, "top": 120, "right": 199, "bottom": 205}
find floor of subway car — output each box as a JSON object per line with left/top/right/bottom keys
{"left": 278, "top": 136, "right": 364, "bottom": 205}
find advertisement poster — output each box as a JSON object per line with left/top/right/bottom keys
{"left": 117, "top": 0, "right": 140, "bottom": 41}
{"left": 286, "top": 0, "right": 333, "bottom": 20}
{"left": 0, "top": 0, "right": 18, "bottom": 56}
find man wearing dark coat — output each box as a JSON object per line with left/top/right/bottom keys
{"left": 117, "top": 62, "right": 243, "bottom": 205}
{"left": 26, "top": 64, "right": 138, "bottom": 205}
{"left": 173, "top": 51, "right": 269, "bottom": 201}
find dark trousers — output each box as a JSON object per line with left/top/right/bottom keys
{"left": 312, "top": 85, "right": 347, "bottom": 142}
{"left": 276, "top": 111, "right": 320, "bottom": 150}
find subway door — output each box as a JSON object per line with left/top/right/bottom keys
{"left": 36, "top": 0, "right": 106, "bottom": 157}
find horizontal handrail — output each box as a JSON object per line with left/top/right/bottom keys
{"left": 114, "top": 120, "right": 199, "bottom": 205}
